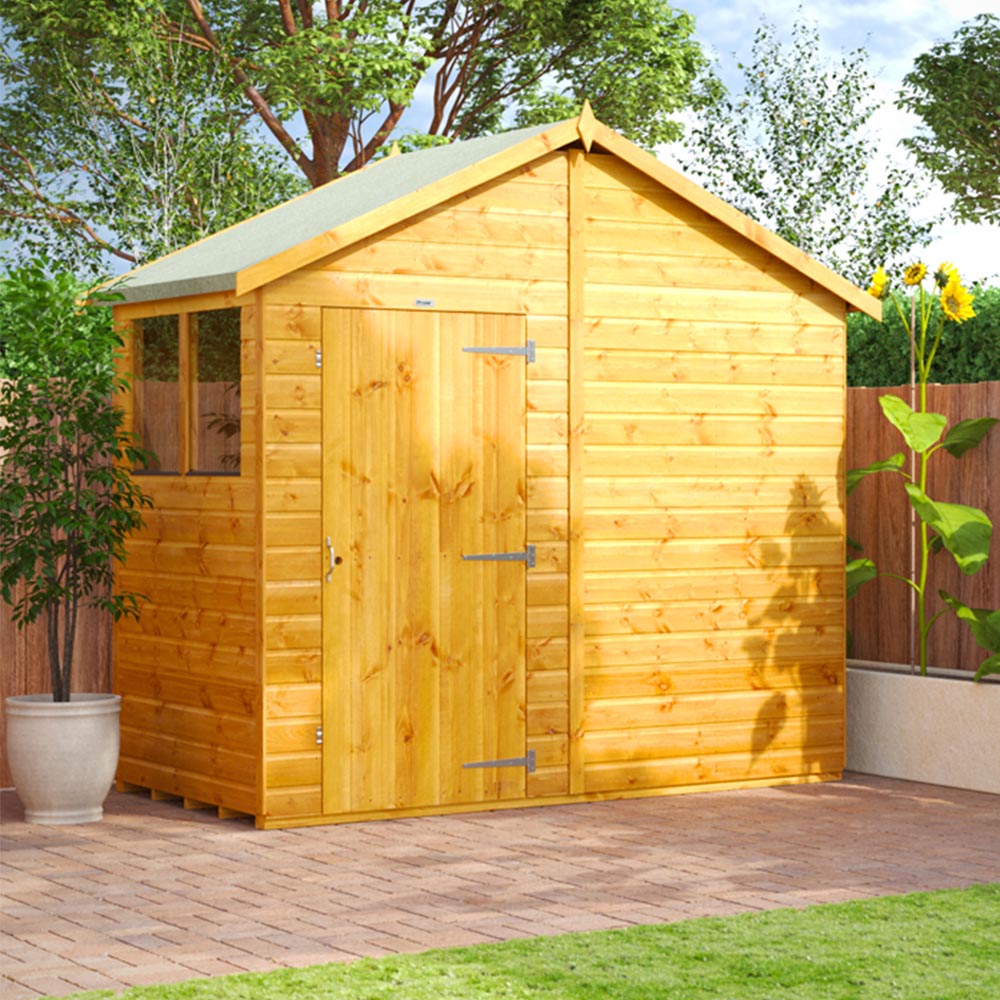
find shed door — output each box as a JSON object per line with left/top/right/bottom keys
{"left": 321, "top": 308, "right": 527, "bottom": 815}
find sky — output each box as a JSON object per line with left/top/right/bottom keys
{"left": 666, "top": 0, "right": 1000, "bottom": 282}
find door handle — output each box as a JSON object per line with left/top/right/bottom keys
{"left": 325, "top": 537, "right": 342, "bottom": 581}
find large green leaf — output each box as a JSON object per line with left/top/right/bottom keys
{"left": 846, "top": 453, "right": 905, "bottom": 496}
{"left": 941, "top": 417, "right": 999, "bottom": 458}
{"left": 879, "top": 394, "right": 947, "bottom": 454}
{"left": 846, "top": 558, "right": 877, "bottom": 599}
{"left": 905, "top": 484, "right": 992, "bottom": 574}
{"left": 939, "top": 591, "right": 1000, "bottom": 650}
{"left": 973, "top": 654, "right": 1000, "bottom": 682}
{"left": 939, "top": 591, "right": 1000, "bottom": 681}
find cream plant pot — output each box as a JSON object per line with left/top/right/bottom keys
{"left": 5, "top": 693, "right": 122, "bottom": 824}
{"left": 846, "top": 662, "right": 1000, "bottom": 795}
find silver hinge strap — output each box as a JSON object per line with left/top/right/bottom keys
{"left": 462, "top": 340, "right": 535, "bottom": 363}
{"left": 462, "top": 749, "right": 536, "bottom": 773}
{"left": 462, "top": 545, "right": 535, "bottom": 568}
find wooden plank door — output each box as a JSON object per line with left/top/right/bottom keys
{"left": 321, "top": 308, "right": 527, "bottom": 816}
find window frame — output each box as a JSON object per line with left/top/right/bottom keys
{"left": 131, "top": 307, "right": 242, "bottom": 478}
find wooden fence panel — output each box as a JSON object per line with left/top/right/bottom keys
{"left": 847, "top": 382, "right": 1000, "bottom": 672}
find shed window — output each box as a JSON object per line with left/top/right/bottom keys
{"left": 133, "top": 307, "right": 241, "bottom": 475}
{"left": 134, "top": 315, "right": 180, "bottom": 473}
{"left": 191, "top": 309, "right": 241, "bottom": 473}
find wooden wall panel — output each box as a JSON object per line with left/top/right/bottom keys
{"left": 579, "top": 152, "right": 846, "bottom": 795}
{"left": 526, "top": 310, "right": 570, "bottom": 798}
{"left": 113, "top": 302, "right": 261, "bottom": 816}
{"left": 846, "top": 381, "right": 1000, "bottom": 671}
{"left": 259, "top": 304, "right": 324, "bottom": 819}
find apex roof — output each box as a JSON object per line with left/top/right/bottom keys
{"left": 114, "top": 106, "right": 881, "bottom": 318}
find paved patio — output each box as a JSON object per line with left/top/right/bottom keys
{"left": 2, "top": 774, "right": 998, "bottom": 999}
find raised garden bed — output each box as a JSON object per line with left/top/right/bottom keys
{"left": 846, "top": 660, "right": 1000, "bottom": 795}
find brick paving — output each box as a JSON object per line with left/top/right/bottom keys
{"left": 2, "top": 774, "right": 998, "bottom": 999}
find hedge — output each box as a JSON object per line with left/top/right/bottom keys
{"left": 847, "top": 284, "right": 1000, "bottom": 386}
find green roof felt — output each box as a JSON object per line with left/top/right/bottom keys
{"left": 114, "top": 122, "right": 558, "bottom": 304}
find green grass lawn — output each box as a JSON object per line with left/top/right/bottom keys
{"left": 58, "top": 884, "right": 1000, "bottom": 1000}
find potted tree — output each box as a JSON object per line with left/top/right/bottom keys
{"left": 0, "top": 262, "right": 152, "bottom": 824}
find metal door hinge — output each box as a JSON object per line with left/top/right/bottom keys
{"left": 463, "top": 749, "right": 536, "bottom": 773}
{"left": 315, "top": 349, "right": 322, "bottom": 368}
{"left": 462, "top": 340, "right": 536, "bottom": 363}
{"left": 462, "top": 545, "right": 535, "bottom": 568}
{"left": 315, "top": 726, "right": 323, "bottom": 746}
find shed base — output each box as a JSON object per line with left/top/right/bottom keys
{"left": 116, "top": 780, "right": 254, "bottom": 823}
{"left": 256, "top": 771, "right": 842, "bottom": 829}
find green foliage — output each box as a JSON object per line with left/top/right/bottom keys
{"left": 0, "top": 261, "right": 153, "bottom": 701}
{"left": 848, "top": 285, "right": 1000, "bottom": 386}
{"left": 680, "top": 16, "right": 934, "bottom": 285}
{"left": 15, "top": 1, "right": 710, "bottom": 178}
{"left": 846, "top": 557, "right": 877, "bottom": 600}
{"left": 0, "top": 1, "right": 306, "bottom": 276}
{"left": 940, "top": 592, "right": 1000, "bottom": 680}
{"left": 898, "top": 14, "right": 1000, "bottom": 225}
{"left": 941, "top": 417, "right": 1000, "bottom": 458}
{"left": 846, "top": 454, "right": 905, "bottom": 496}
{"left": 500, "top": 1, "right": 714, "bottom": 149}
{"left": 879, "top": 394, "right": 946, "bottom": 453}
{"left": 50, "top": 886, "right": 1000, "bottom": 999}
{"left": 902, "top": 480, "right": 991, "bottom": 576}
{"left": 253, "top": 5, "right": 431, "bottom": 121}
{"left": 369, "top": 133, "right": 453, "bottom": 160}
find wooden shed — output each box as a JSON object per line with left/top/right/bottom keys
{"left": 111, "top": 108, "right": 881, "bottom": 828}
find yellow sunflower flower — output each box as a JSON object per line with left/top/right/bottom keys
{"left": 903, "top": 262, "right": 927, "bottom": 286}
{"left": 940, "top": 277, "right": 976, "bottom": 323}
{"left": 867, "top": 265, "right": 889, "bottom": 299}
{"left": 934, "top": 261, "right": 958, "bottom": 289}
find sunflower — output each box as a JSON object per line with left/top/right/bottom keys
{"left": 867, "top": 265, "right": 889, "bottom": 299}
{"left": 934, "top": 261, "right": 958, "bottom": 289}
{"left": 903, "top": 262, "right": 927, "bottom": 286}
{"left": 940, "top": 277, "right": 976, "bottom": 323}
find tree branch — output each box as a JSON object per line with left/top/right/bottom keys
{"left": 277, "top": 0, "right": 299, "bottom": 35}
{"left": 0, "top": 141, "right": 139, "bottom": 263}
{"left": 343, "top": 102, "right": 406, "bottom": 172}
{"left": 85, "top": 71, "right": 150, "bottom": 131}
{"left": 182, "top": 0, "right": 317, "bottom": 183}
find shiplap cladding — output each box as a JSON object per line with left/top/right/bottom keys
{"left": 578, "top": 154, "right": 847, "bottom": 795}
